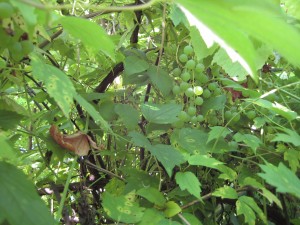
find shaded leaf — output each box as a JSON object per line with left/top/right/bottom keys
{"left": 149, "top": 144, "right": 185, "bottom": 177}
{"left": 175, "top": 172, "right": 201, "bottom": 199}
{"left": 272, "top": 127, "right": 300, "bottom": 147}
{"left": 284, "top": 149, "right": 300, "bottom": 172}
{"left": 115, "top": 104, "right": 140, "bottom": 130}
{"left": 201, "top": 95, "right": 226, "bottom": 115}
{"left": 217, "top": 165, "right": 238, "bottom": 181}
{"left": 0, "top": 110, "right": 24, "bottom": 131}
{"left": 238, "top": 196, "right": 267, "bottom": 224}
{"left": 58, "top": 16, "right": 115, "bottom": 60}
{"left": 258, "top": 162, "right": 300, "bottom": 198}
{"left": 177, "top": 128, "right": 208, "bottom": 154}
{"left": 213, "top": 186, "right": 238, "bottom": 199}
{"left": 139, "top": 209, "right": 165, "bottom": 225}
{"left": 0, "top": 162, "right": 55, "bottom": 225}
{"left": 128, "top": 131, "right": 151, "bottom": 149}
{"left": 141, "top": 103, "right": 182, "bottom": 124}
{"left": 236, "top": 197, "right": 256, "bottom": 225}
{"left": 124, "top": 55, "right": 149, "bottom": 75}
{"left": 0, "top": 135, "right": 16, "bottom": 160}
{"left": 146, "top": 65, "right": 172, "bottom": 96}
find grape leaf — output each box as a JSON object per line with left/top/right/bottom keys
{"left": 201, "top": 95, "right": 226, "bottom": 116}
{"left": 272, "top": 127, "right": 300, "bottom": 147}
{"left": 212, "top": 186, "right": 238, "bottom": 199}
{"left": 207, "top": 126, "right": 231, "bottom": 144}
{"left": 124, "top": 55, "right": 149, "bottom": 75}
{"left": 0, "top": 162, "right": 55, "bottom": 225}
{"left": 0, "top": 110, "right": 24, "bottom": 131}
{"left": 58, "top": 16, "right": 115, "bottom": 60}
{"left": 258, "top": 162, "right": 300, "bottom": 198}
{"left": 284, "top": 149, "right": 300, "bottom": 172}
{"left": 175, "top": 172, "right": 201, "bottom": 199}
{"left": 238, "top": 196, "right": 267, "bottom": 224}
{"left": 234, "top": 133, "right": 262, "bottom": 154}
{"left": 115, "top": 104, "right": 140, "bottom": 130}
{"left": 141, "top": 103, "right": 182, "bottom": 124}
{"left": 163, "top": 201, "right": 181, "bottom": 218}
{"left": 177, "top": 128, "right": 208, "bottom": 154}
{"left": 128, "top": 131, "right": 151, "bottom": 149}
{"left": 0, "top": 135, "right": 16, "bottom": 160}
{"left": 102, "top": 192, "right": 144, "bottom": 223}
{"left": 149, "top": 144, "right": 185, "bottom": 177}
{"left": 139, "top": 209, "right": 165, "bottom": 225}
{"left": 188, "top": 155, "right": 224, "bottom": 169}
{"left": 137, "top": 187, "right": 166, "bottom": 207}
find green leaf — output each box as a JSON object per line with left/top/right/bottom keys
{"left": 141, "top": 103, "right": 182, "bottom": 124}
{"left": 181, "top": 213, "right": 203, "bottom": 225}
{"left": 158, "top": 219, "right": 182, "bottom": 225}
{"left": 190, "top": 26, "right": 218, "bottom": 61}
{"left": 0, "top": 162, "right": 55, "bottom": 225}
{"left": 236, "top": 197, "right": 256, "bottom": 225}
{"left": 272, "top": 127, "right": 300, "bottom": 147}
{"left": 146, "top": 65, "right": 172, "bottom": 96}
{"left": 234, "top": 133, "right": 262, "bottom": 154}
{"left": 217, "top": 165, "right": 238, "bottom": 181}
{"left": 212, "top": 186, "right": 238, "bottom": 199}
{"left": 0, "top": 110, "right": 24, "bottom": 130}
{"left": 58, "top": 16, "right": 115, "bottom": 60}
{"left": 0, "top": 135, "right": 16, "bottom": 160}
{"left": 102, "top": 192, "right": 144, "bottom": 223}
{"left": 212, "top": 48, "right": 248, "bottom": 81}
{"left": 177, "top": 0, "right": 300, "bottom": 82}
{"left": 175, "top": 172, "right": 201, "bottom": 199}
{"left": 284, "top": 149, "right": 300, "bottom": 172}
{"left": 169, "top": 4, "right": 189, "bottom": 27}
{"left": 238, "top": 196, "right": 267, "bottom": 224}
{"left": 177, "top": 128, "right": 208, "bottom": 154}
{"left": 188, "top": 155, "right": 224, "bottom": 169}
{"left": 163, "top": 201, "right": 181, "bottom": 218}
{"left": 248, "top": 98, "right": 298, "bottom": 121}
{"left": 137, "top": 187, "right": 166, "bottom": 207}
{"left": 115, "top": 104, "right": 140, "bottom": 130}
{"left": 74, "top": 94, "right": 112, "bottom": 133}
{"left": 31, "top": 53, "right": 76, "bottom": 117}
{"left": 258, "top": 162, "right": 300, "bottom": 198}
{"left": 201, "top": 95, "right": 226, "bottom": 115}
{"left": 207, "top": 126, "right": 231, "bottom": 144}
{"left": 139, "top": 209, "right": 165, "bottom": 225}
{"left": 149, "top": 144, "right": 185, "bottom": 177}
{"left": 124, "top": 55, "right": 149, "bottom": 75}
{"left": 128, "top": 131, "right": 151, "bottom": 149}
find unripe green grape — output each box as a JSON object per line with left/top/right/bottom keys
{"left": 194, "top": 96, "right": 204, "bottom": 106}
{"left": 232, "top": 112, "right": 240, "bottom": 123}
{"left": 208, "top": 82, "right": 217, "bottom": 91}
{"left": 197, "top": 74, "right": 209, "bottom": 84}
{"left": 172, "top": 68, "right": 181, "bottom": 77}
{"left": 203, "top": 89, "right": 211, "bottom": 98}
{"left": 197, "top": 114, "right": 204, "bottom": 122}
{"left": 181, "top": 71, "right": 191, "bottom": 82}
{"left": 0, "top": 3, "right": 14, "bottom": 19}
{"left": 185, "top": 87, "right": 194, "bottom": 97}
{"left": 246, "top": 110, "right": 256, "bottom": 120}
{"left": 213, "top": 88, "right": 222, "bottom": 96}
{"left": 187, "top": 106, "right": 197, "bottom": 116}
{"left": 185, "top": 59, "right": 196, "bottom": 70}
{"left": 180, "top": 82, "right": 189, "bottom": 92}
{"left": 184, "top": 45, "right": 193, "bottom": 55}
{"left": 172, "top": 85, "right": 181, "bottom": 95}
{"left": 193, "top": 86, "right": 203, "bottom": 96}
{"left": 224, "top": 111, "right": 232, "bottom": 121}
{"left": 195, "top": 63, "right": 205, "bottom": 73}
{"left": 179, "top": 111, "right": 190, "bottom": 122}
{"left": 179, "top": 54, "right": 188, "bottom": 63}
{"left": 190, "top": 116, "right": 198, "bottom": 123}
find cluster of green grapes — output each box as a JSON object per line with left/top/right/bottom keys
{"left": 0, "top": 2, "right": 34, "bottom": 62}
{"left": 171, "top": 44, "right": 257, "bottom": 128}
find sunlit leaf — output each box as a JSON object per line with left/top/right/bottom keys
{"left": 102, "top": 192, "right": 144, "bottom": 223}
{"left": 139, "top": 209, "right": 165, "bottom": 225}
{"left": 137, "top": 187, "right": 166, "bottom": 207}
{"left": 213, "top": 186, "right": 238, "bottom": 199}
{"left": 238, "top": 196, "right": 267, "bottom": 224}
{"left": 177, "top": 128, "right": 208, "bottom": 154}
{"left": 234, "top": 133, "right": 262, "bottom": 154}
{"left": 284, "top": 149, "right": 300, "bottom": 172}
{"left": 188, "top": 155, "right": 224, "bottom": 169}
{"left": 207, "top": 126, "right": 231, "bottom": 144}
{"left": 163, "top": 201, "right": 181, "bottom": 218}
{"left": 258, "top": 162, "right": 300, "bottom": 198}
{"left": 0, "top": 162, "right": 55, "bottom": 225}
{"left": 175, "top": 172, "right": 201, "bottom": 199}
{"left": 0, "top": 135, "right": 16, "bottom": 160}
{"left": 272, "top": 127, "right": 300, "bottom": 147}
{"left": 124, "top": 55, "right": 149, "bottom": 75}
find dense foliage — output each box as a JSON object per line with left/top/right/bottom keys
{"left": 0, "top": 0, "right": 300, "bottom": 224}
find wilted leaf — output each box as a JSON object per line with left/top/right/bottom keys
{"left": 49, "top": 125, "right": 100, "bottom": 156}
